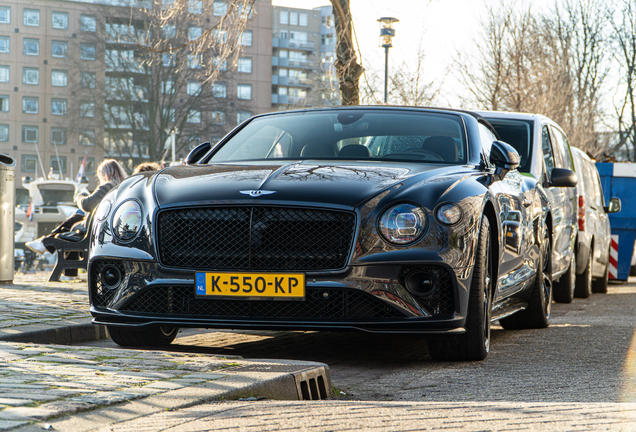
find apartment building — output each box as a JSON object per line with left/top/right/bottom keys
{"left": 315, "top": 5, "right": 339, "bottom": 106}
{"left": 0, "top": 0, "right": 272, "bottom": 199}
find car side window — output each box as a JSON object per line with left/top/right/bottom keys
{"left": 478, "top": 124, "right": 497, "bottom": 167}
{"left": 541, "top": 126, "right": 556, "bottom": 178}
{"left": 551, "top": 128, "right": 574, "bottom": 170}
{"left": 591, "top": 164, "right": 605, "bottom": 208}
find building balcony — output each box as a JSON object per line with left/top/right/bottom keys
{"left": 272, "top": 75, "right": 289, "bottom": 85}
{"left": 287, "top": 77, "right": 312, "bottom": 87}
{"left": 287, "top": 59, "right": 314, "bottom": 68}
{"left": 287, "top": 40, "right": 315, "bottom": 50}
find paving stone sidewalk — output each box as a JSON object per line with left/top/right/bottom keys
{"left": 0, "top": 274, "right": 329, "bottom": 431}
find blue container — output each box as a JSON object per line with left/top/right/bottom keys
{"left": 596, "top": 163, "right": 636, "bottom": 281}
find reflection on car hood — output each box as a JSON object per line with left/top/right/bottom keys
{"left": 154, "top": 161, "right": 464, "bottom": 208}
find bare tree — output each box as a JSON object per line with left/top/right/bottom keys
{"left": 75, "top": 0, "right": 256, "bottom": 170}
{"left": 330, "top": 0, "right": 363, "bottom": 105}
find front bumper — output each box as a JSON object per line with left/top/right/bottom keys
{"left": 88, "top": 259, "right": 470, "bottom": 334}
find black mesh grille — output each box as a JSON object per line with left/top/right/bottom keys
{"left": 120, "top": 286, "right": 405, "bottom": 320}
{"left": 91, "top": 260, "right": 126, "bottom": 308}
{"left": 399, "top": 265, "right": 455, "bottom": 316}
{"left": 157, "top": 207, "right": 356, "bottom": 271}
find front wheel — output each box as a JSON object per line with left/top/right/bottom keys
{"left": 553, "top": 250, "right": 576, "bottom": 303}
{"left": 574, "top": 247, "right": 592, "bottom": 298}
{"left": 592, "top": 248, "right": 610, "bottom": 294}
{"left": 428, "top": 216, "right": 492, "bottom": 361}
{"left": 107, "top": 326, "right": 179, "bottom": 347}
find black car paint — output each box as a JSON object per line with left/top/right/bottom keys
{"left": 88, "top": 107, "right": 550, "bottom": 334}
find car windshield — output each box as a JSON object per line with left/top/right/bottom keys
{"left": 207, "top": 110, "right": 468, "bottom": 164}
{"left": 485, "top": 119, "right": 533, "bottom": 173}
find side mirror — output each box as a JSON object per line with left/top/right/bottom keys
{"left": 604, "top": 197, "right": 621, "bottom": 214}
{"left": 548, "top": 168, "right": 577, "bottom": 188}
{"left": 490, "top": 140, "right": 520, "bottom": 180}
{"left": 184, "top": 141, "right": 212, "bottom": 165}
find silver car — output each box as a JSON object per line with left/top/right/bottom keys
{"left": 570, "top": 147, "right": 620, "bottom": 296}
{"left": 479, "top": 111, "right": 579, "bottom": 303}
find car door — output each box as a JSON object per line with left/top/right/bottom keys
{"left": 590, "top": 162, "right": 611, "bottom": 274}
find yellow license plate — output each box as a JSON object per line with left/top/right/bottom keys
{"left": 195, "top": 272, "right": 305, "bottom": 299}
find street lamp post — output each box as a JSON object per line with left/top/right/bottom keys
{"left": 378, "top": 17, "right": 399, "bottom": 104}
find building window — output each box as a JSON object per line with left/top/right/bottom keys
{"left": 22, "top": 67, "right": 39, "bottom": 85}
{"left": 51, "top": 40, "right": 68, "bottom": 58}
{"left": 299, "top": 13, "right": 308, "bottom": 26}
{"left": 213, "top": 1, "right": 227, "bottom": 16}
{"left": 212, "top": 111, "right": 224, "bottom": 124}
{"left": 213, "top": 29, "right": 227, "bottom": 43}
{"left": 0, "top": 125, "right": 8, "bottom": 142}
{"left": 23, "top": 9, "right": 40, "bottom": 26}
{"left": 241, "top": 30, "right": 252, "bottom": 46}
{"left": 280, "top": 11, "right": 288, "bottom": 25}
{"left": 0, "top": 36, "right": 9, "bottom": 53}
{"left": 80, "top": 15, "right": 96, "bottom": 32}
{"left": 238, "top": 58, "right": 252, "bottom": 73}
{"left": 81, "top": 157, "right": 95, "bottom": 174}
{"left": 80, "top": 43, "right": 96, "bottom": 60}
{"left": 80, "top": 101, "right": 95, "bottom": 117}
{"left": 188, "top": 54, "right": 202, "bottom": 69}
{"left": 80, "top": 129, "right": 95, "bottom": 146}
{"left": 237, "top": 111, "right": 251, "bottom": 124}
{"left": 162, "top": 53, "right": 175, "bottom": 67}
{"left": 188, "top": 0, "right": 203, "bottom": 14}
{"left": 187, "top": 110, "right": 201, "bottom": 123}
{"left": 51, "top": 156, "right": 66, "bottom": 174}
{"left": 163, "top": 24, "right": 175, "bottom": 38}
{"left": 0, "top": 6, "right": 10, "bottom": 24}
{"left": 212, "top": 82, "right": 226, "bottom": 98}
{"left": 280, "top": 30, "right": 288, "bottom": 39}
{"left": 51, "top": 98, "right": 67, "bottom": 115}
{"left": 51, "top": 70, "right": 67, "bottom": 86}
{"left": 22, "top": 155, "right": 38, "bottom": 172}
{"left": 22, "top": 126, "right": 38, "bottom": 143}
{"left": 290, "top": 31, "right": 308, "bottom": 42}
{"left": 187, "top": 80, "right": 200, "bottom": 95}
{"left": 0, "top": 65, "right": 9, "bottom": 83}
{"left": 237, "top": 84, "right": 252, "bottom": 100}
{"left": 290, "top": 12, "right": 298, "bottom": 26}
{"left": 52, "top": 11, "right": 68, "bottom": 29}
{"left": 0, "top": 95, "right": 8, "bottom": 112}
{"left": 23, "top": 38, "right": 39, "bottom": 56}
{"left": 162, "top": 0, "right": 174, "bottom": 10}
{"left": 188, "top": 26, "right": 202, "bottom": 41}
{"left": 162, "top": 80, "right": 174, "bottom": 94}
{"left": 80, "top": 71, "right": 96, "bottom": 88}
{"left": 322, "top": 15, "right": 334, "bottom": 28}
{"left": 163, "top": 107, "right": 175, "bottom": 122}
{"left": 22, "top": 97, "right": 38, "bottom": 114}
{"left": 51, "top": 127, "right": 66, "bottom": 144}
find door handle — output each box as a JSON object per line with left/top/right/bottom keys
{"left": 523, "top": 199, "right": 532, "bottom": 207}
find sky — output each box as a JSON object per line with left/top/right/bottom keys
{"left": 272, "top": 0, "right": 556, "bottom": 107}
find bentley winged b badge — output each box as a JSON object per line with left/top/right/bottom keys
{"left": 240, "top": 190, "right": 277, "bottom": 197}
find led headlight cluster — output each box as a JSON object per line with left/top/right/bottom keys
{"left": 112, "top": 200, "right": 143, "bottom": 241}
{"left": 378, "top": 203, "right": 427, "bottom": 245}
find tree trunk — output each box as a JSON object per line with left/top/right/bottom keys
{"left": 330, "top": 0, "right": 363, "bottom": 105}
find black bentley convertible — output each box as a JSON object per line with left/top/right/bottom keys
{"left": 89, "top": 107, "right": 577, "bottom": 361}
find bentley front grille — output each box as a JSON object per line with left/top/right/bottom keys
{"left": 157, "top": 206, "right": 356, "bottom": 272}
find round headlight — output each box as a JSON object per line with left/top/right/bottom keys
{"left": 112, "top": 200, "right": 143, "bottom": 241}
{"left": 378, "top": 203, "right": 427, "bottom": 245}
{"left": 95, "top": 199, "right": 112, "bottom": 222}
{"left": 436, "top": 203, "right": 463, "bottom": 225}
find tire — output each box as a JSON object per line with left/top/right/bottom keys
{"left": 500, "top": 223, "right": 551, "bottom": 330}
{"left": 428, "top": 216, "right": 492, "bottom": 361}
{"left": 574, "top": 247, "right": 592, "bottom": 298}
{"left": 553, "top": 250, "right": 576, "bottom": 303}
{"left": 107, "top": 326, "right": 179, "bottom": 347}
{"left": 592, "top": 248, "right": 610, "bottom": 294}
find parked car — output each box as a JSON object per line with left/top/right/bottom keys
{"left": 479, "top": 111, "right": 579, "bottom": 303}
{"left": 88, "top": 107, "right": 560, "bottom": 361}
{"left": 570, "top": 147, "right": 621, "bottom": 296}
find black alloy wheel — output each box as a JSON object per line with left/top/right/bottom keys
{"left": 592, "top": 247, "right": 610, "bottom": 294}
{"left": 574, "top": 247, "right": 593, "bottom": 298}
{"left": 554, "top": 249, "right": 576, "bottom": 303}
{"left": 500, "top": 222, "right": 552, "bottom": 329}
{"left": 428, "top": 216, "right": 492, "bottom": 361}
{"left": 107, "top": 326, "right": 179, "bottom": 347}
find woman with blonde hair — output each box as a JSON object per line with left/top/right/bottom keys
{"left": 26, "top": 159, "right": 127, "bottom": 254}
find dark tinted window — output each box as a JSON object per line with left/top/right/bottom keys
{"left": 485, "top": 119, "right": 533, "bottom": 172}
{"left": 551, "top": 127, "right": 574, "bottom": 170}
{"left": 208, "top": 110, "right": 467, "bottom": 164}
{"left": 542, "top": 126, "right": 556, "bottom": 179}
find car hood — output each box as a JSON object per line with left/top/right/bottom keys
{"left": 153, "top": 161, "right": 467, "bottom": 209}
